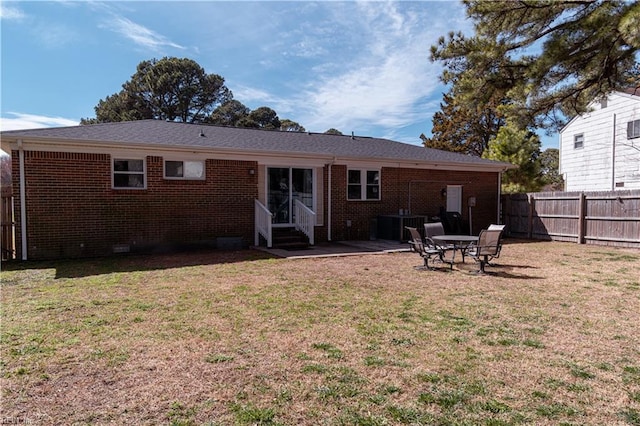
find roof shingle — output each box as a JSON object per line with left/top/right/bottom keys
{"left": 1, "top": 119, "right": 511, "bottom": 169}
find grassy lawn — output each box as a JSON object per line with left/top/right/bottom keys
{"left": 1, "top": 240, "right": 639, "bottom": 425}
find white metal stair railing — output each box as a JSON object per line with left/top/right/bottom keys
{"left": 294, "top": 199, "right": 316, "bottom": 245}
{"left": 254, "top": 199, "right": 273, "bottom": 248}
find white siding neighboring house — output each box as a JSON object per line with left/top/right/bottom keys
{"left": 559, "top": 89, "right": 640, "bottom": 191}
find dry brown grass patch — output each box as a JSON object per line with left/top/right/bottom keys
{"left": 1, "top": 241, "right": 639, "bottom": 425}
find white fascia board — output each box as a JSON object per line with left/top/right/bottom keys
{"left": 336, "top": 157, "right": 513, "bottom": 173}
{"left": 255, "top": 156, "right": 329, "bottom": 167}
{"left": 402, "top": 159, "right": 513, "bottom": 172}
{"left": 0, "top": 137, "right": 334, "bottom": 167}
{"left": 3, "top": 136, "right": 512, "bottom": 173}
{"left": 1, "top": 139, "right": 15, "bottom": 155}
{"left": 560, "top": 91, "right": 640, "bottom": 134}
{"left": 559, "top": 115, "right": 580, "bottom": 134}
{"left": 612, "top": 91, "right": 640, "bottom": 101}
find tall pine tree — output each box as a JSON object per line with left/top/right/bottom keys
{"left": 431, "top": 0, "right": 639, "bottom": 131}
{"left": 421, "top": 91, "right": 505, "bottom": 156}
{"left": 482, "top": 122, "right": 543, "bottom": 193}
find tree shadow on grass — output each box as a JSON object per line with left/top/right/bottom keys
{"left": 1, "top": 248, "right": 278, "bottom": 279}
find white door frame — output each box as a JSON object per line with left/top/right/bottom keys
{"left": 266, "top": 166, "right": 315, "bottom": 227}
{"left": 446, "top": 185, "right": 463, "bottom": 213}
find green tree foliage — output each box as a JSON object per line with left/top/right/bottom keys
{"left": 82, "top": 56, "right": 315, "bottom": 133}
{"left": 483, "top": 122, "right": 543, "bottom": 193}
{"left": 209, "top": 101, "right": 305, "bottom": 132}
{"left": 420, "top": 91, "right": 505, "bottom": 156}
{"left": 324, "top": 128, "right": 343, "bottom": 135}
{"left": 248, "top": 107, "right": 281, "bottom": 130}
{"left": 82, "top": 57, "right": 232, "bottom": 124}
{"left": 208, "top": 100, "right": 250, "bottom": 126}
{"left": 234, "top": 117, "right": 258, "bottom": 128}
{"left": 234, "top": 106, "right": 281, "bottom": 130}
{"left": 81, "top": 92, "right": 152, "bottom": 124}
{"left": 539, "top": 148, "right": 564, "bottom": 191}
{"left": 431, "top": 0, "right": 640, "bottom": 131}
{"left": 279, "top": 119, "right": 306, "bottom": 132}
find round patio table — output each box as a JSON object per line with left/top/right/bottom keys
{"left": 432, "top": 235, "right": 478, "bottom": 263}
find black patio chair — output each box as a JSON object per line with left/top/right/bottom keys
{"left": 424, "top": 222, "right": 445, "bottom": 238}
{"left": 405, "top": 226, "right": 453, "bottom": 271}
{"left": 425, "top": 221, "right": 456, "bottom": 250}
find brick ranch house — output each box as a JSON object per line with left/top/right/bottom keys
{"left": 1, "top": 120, "right": 512, "bottom": 260}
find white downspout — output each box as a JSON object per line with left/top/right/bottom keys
{"left": 327, "top": 160, "right": 333, "bottom": 241}
{"left": 611, "top": 113, "right": 616, "bottom": 190}
{"left": 18, "top": 140, "right": 27, "bottom": 260}
{"left": 497, "top": 172, "right": 502, "bottom": 224}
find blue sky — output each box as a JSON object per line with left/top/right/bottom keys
{"left": 0, "top": 1, "right": 558, "bottom": 149}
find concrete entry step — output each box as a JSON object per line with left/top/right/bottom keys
{"left": 272, "top": 227, "right": 310, "bottom": 250}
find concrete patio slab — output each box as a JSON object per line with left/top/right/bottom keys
{"left": 254, "top": 239, "right": 410, "bottom": 259}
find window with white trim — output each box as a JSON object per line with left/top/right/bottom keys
{"left": 574, "top": 134, "right": 584, "bottom": 149}
{"left": 164, "top": 160, "right": 205, "bottom": 180}
{"left": 627, "top": 119, "right": 640, "bottom": 139}
{"left": 347, "top": 169, "right": 380, "bottom": 200}
{"left": 113, "top": 158, "right": 145, "bottom": 189}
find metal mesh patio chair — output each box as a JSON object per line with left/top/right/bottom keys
{"left": 487, "top": 224, "right": 506, "bottom": 260}
{"left": 466, "top": 228, "right": 502, "bottom": 273}
{"left": 426, "top": 221, "right": 464, "bottom": 260}
{"left": 406, "top": 226, "right": 453, "bottom": 270}
{"left": 424, "top": 222, "right": 445, "bottom": 238}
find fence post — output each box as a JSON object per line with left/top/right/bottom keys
{"left": 503, "top": 195, "right": 510, "bottom": 236}
{"left": 527, "top": 193, "right": 534, "bottom": 239}
{"left": 0, "top": 190, "right": 15, "bottom": 261}
{"left": 577, "top": 192, "right": 586, "bottom": 244}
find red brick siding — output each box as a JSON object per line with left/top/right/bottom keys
{"left": 13, "top": 151, "right": 257, "bottom": 259}
{"left": 327, "top": 165, "right": 499, "bottom": 241}
{"left": 12, "top": 149, "right": 500, "bottom": 259}
{"left": 11, "top": 151, "right": 19, "bottom": 258}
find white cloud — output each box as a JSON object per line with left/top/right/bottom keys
{"left": 305, "top": 50, "right": 439, "bottom": 128}
{"left": 232, "top": 86, "right": 277, "bottom": 104}
{"left": 290, "top": 2, "right": 456, "bottom": 133}
{"left": 102, "top": 15, "right": 185, "bottom": 51}
{"left": 229, "top": 85, "right": 298, "bottom": 116}
{"left": 286, "top": 39, "right": 328, "bottom": 58}
{"left": 0, "top": 113, "right": 78, "bottom": 131}
{"left": 33, "top": 22, "right": 78, "bottom": 48}
{"left": 226, "top": 1, "right": 469, "bottom": 136}
{"left": 1, "top": 2, "right": 79, "bottom": 48}
{"left": 0, "top": 4, "right": 26, "bottom": 20}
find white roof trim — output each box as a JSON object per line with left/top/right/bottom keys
{"left": 3, "top": 136, "right": 512, "bottom": 173}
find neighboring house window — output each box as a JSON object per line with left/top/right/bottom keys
{"left": 574, "top": 134, "right": 584, "bottom": 149}
{"left": 347, "top": 169, "right": 380, "bottom": 200}
{"left": 627, "top": 119, "right": 640, "bottom": 139}
{"left": 113, "top": 158, "right": 145, "bottom": 189}
{"left": 164, "top": 160, "right": 205, "bottom": 180}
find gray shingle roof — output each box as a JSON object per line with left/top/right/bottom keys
{"left": 1, "top": 119, "right": 511, "bottom": 170}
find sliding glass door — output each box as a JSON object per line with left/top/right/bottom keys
{"left": 267, "top": 167, "right": 313, "bottom": 225}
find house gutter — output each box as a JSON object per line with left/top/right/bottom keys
{"left": 17, "top": 140, "right": 27, "bottom": 260}
{"left": 3, "top": 137, "right": 512, "bottom": 173}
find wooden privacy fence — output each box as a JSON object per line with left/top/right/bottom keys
{"left": 1, "top": 187, "right": 15, "bottom": 260}
{"left": 502, "top": 190, "right": 640, "bottom": 249}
